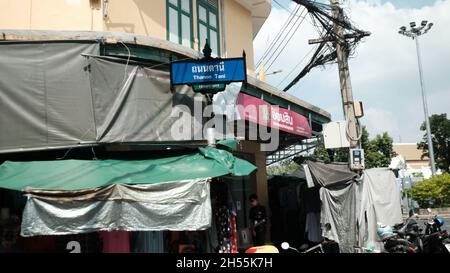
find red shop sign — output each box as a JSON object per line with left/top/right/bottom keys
{"left": 236, "top": 93, "right": 312, "bottom": 138}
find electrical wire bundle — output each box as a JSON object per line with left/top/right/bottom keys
{"left": 283, "top": 0, "right": 370, "bottom": 92}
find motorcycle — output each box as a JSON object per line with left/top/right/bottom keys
{"left": 421, "top": 229, "right": 449, "bottom": 253}
{"left": 420, "top": 208, "right": 449, "bottom": 253}
{"left": 379, "top": 209, "right": 450, "bottom": 253}
{"left": 424, "top": 208, "right": 445, "bottom": 235}
{"left": 392, "top": 214, "right": 424, "bottom": 251}
{"left": 377, "top": 222, "right": 418, "bottom": 253}
{"left": 281, "top": 241, "right": 323, "bottom": 253}
{"left": 280, "top": 239, "right": 339, "bottom": 253}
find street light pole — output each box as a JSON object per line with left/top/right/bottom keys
{"left": 415, "top": 35, "right": 437, "bottom": 176}
{"left": 398, "top": 21, "right": 437, "bottom": 176}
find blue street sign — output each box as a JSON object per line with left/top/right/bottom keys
{"left": 170, "top": 57, "right": 246, "bottom": 86}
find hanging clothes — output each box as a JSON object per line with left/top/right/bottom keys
{"left": 230, "top": 215, "right": 238, "bottom": 253}
{"left": 305, "top": 212, "right": 322, "bottom": 243}
{"left": 98, "top": 231, "right": 130, "bottom": 253}
{"left": 211, "top": 180, "right": 238, "bottom": 253}
{"left": 18, "top": 235, "right": 56, "bottom": 253}
{"left": 215, "top": 205, "right": 232, "bottom": 253}
{"left": 131, "top": 231, "right": 165, "bottom": 253}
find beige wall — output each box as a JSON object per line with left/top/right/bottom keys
{"left": 0, "top": 0, "right": 103, "bottom": 31}
{"left": 393, "top": 143, "right": 428, "bottom": 161}
{"left": 0, "top": 0, "right": 31, "bottom": 29}
{"left": 104, "top": 0, "right": 165, "bottom": 39}
{"left": 223, "top": 0, "right": 255, "bottom": 73}
{"left": 408, "top": 161, "right": 429, "bottom": 169}
{"left": 0, "top": 0, "right": 257, "bottom": 71}
{"left": 393, "top": 143, "right": 430, "bottom": 171}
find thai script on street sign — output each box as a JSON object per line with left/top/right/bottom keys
{"left": 170, "top": 58, "right": 246, "bottom": 85}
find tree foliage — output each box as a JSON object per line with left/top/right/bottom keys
{"left": 365, "top": 132, "right": 396, "bottom": 168}
{"left": 313, "top": 139, "right": 331, "bottom": 163}
{"left": 408, "top": 173, "right": 450, "bottom": 208}
{"left": 267, "top": 159, "right": 300, "bottom": 176}
{"left": 417, "top": 113, "right": 450, "bottom": 172}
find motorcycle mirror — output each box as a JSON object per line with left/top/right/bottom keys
{"left": 281, "top": 242, "right": 290, "bottom": 250}
{"left": 427, "top": 208, "right": 432, "bottom": 214}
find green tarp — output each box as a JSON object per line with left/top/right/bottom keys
{"left": 0, "top": 147, "right": 256, "bottom": 191}
{"left": 216, "top": 139, "right": 238, "bottom": 151}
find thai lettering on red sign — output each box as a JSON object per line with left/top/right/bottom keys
{"left": 236, "top": 93, "right": 312, "bottom": 138}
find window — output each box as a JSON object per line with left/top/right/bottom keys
{"left": 167, "top": 0, "right": 194, "bottom": 48}
{"left": 197, "top": 0, "right": 220, "bottom": 56}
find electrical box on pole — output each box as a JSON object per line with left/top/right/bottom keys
{"left": 349, "top": 148, "right": 365, "bottom": 170}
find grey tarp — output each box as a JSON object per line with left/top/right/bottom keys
{"left": 305, "top": 160, "right": 359, "bottom": 253}
{"left": 21, "top": 179, "right": 211, "bottom": 236}
{"left": 320, "top": 183, "right": 357, "bottom": 253}
{"left": 357, "top": 168, "right": 403, "bottom": 251}
{"left": 0, "top": 42, "right": 98, "bottom": 151}
{"left": 0, "top": 42, "right": 203, "bottom": 153}
{"left": 88, "top": 57, "right": 204, "bottom": 142}
{"left": 306, "top": 160, "right": 356, "bottom": 188}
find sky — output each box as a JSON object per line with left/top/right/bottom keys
{"left": 254, "top": 0, "right": 450, "bottom": 143}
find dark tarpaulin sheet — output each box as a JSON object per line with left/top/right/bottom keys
{"left": 88, "top": 57, "right": 204, "bottom": 143}
{"left": 0, "top": 42, "right": 203, "bottom": 153}
{"left": 0, "top": 42, "right": 98, "bottom": 151}
{"left": 320, "top": 183, "right": 357, "bottom": 253}
{"left": 306, "top": 160, "right": 357, "bottom": 188}
{"left": 305, "top": 160, "right": 359, "bottom": 253}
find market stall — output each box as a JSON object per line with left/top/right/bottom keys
{"left": 0, "top": 147, "right": 256, "bottom": 252}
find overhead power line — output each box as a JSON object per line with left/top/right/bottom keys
{"left": 276, "top": 44, "right": 317, "bottom": 88}
{"left": 255, "top": 4, "right": 301, "bottom": 70}
{"left": 264, "top": 8, "right": 309, "bottom": 72}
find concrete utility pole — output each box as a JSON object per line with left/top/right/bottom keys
{"left": 306, "top": 0, "right": 369, "bottom": 148}
{"left": 293, "top": 0, "right": 369, "bottom": 148}
{"left": 398, "top": 21, "right": 436, "bottom": 176}
{"left": 330, "top": 0, "right": 359, "bottom": 148}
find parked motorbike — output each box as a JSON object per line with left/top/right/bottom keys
{"left": 281, "top": 241, "right": 323, "bottom": 253}
{"left": 392, "top": 214, "right": 423, "bottom": 251}
{"left": 280, "top": 239, "right": 339, "bottom": 253}
{"left": 424, "top": 208, "right": 445, "bottom": 235}
{"left": 421, "top": 230, "right": 449, "bottom": 253}
{"left": 378, "top": 209, "right": 450, "bottom": 253}
{"left": 377, "top": 222, "right": 418, "bottom": 253}
{"left": 419, "top": 208, "right": 450, "bottom": 253}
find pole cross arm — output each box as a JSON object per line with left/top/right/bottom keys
{"left": 308, "top": 32, "right": 371, "bottom": 45}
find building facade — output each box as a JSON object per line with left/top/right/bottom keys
{"left": 393, "top": 143, "right": 432, "bottom": 179}
{"left": 0, "top": 0, "right": 271, "bottom": 75}
{"left": 0, "top": 0, "right": 331, "bottom": 252}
